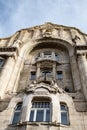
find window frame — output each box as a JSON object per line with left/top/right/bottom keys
{"left": 55, "top": 53, "right": 60, "bottom": 61}
{"left": 12, "top": 102, "right": 22, "bottom": 124}
{"left": 60, "top": 103, "right": 69, "bottom": 125}
{"left": 43, "top": 51, "right": 52, "bottom": 58}
{"left": 30, "top": 71, "right": 36, "bottom": 80}
{"left": 56, "top": 71, "right": 63, "bottom": 80}
{"left": 29, "top": 101, "right": 51, "bottom": 122}
{"left": 0, "top": 58, "right": 4, "bottom": 68}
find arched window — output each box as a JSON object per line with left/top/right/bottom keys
{"left": 60, "top": 103, "right": 69, "bottom": 125}
{"left": 12, "top": 102, "right": 22, "bottom": 124}
{"left": 29, "top": 98, "right": 51, "bottom": 122}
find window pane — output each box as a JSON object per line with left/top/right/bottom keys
{"left": 12, "top": 112, "right": 20, "bottom": 124}
{"left": 61, "top": 112, "right": 68, "bottom": 125}
{"left": 16, "top": 104, "right": 22, "bottom": 110}
{"left": 46, "top": 110, "right": 50, "bottom": 122}
{"left": 0, "top": 59, "right": 4, "bottom": 67}
{"left": 55, "top": 53, "right": 60, "bottom": 61}
{"left": 44, "top": 51, "right": 51, "bottom": 56}
{"left": 35, "top": 53, "right": 40, "bottom": 60}
{"left": 32, "top": 102, "right": 50, "bottom": 108}
{"left": 61, "top": 105, "right": 66, "bottom": 111}
{"left": 36, "top": 110, "right": 44, "bottom": 122}
{"left": 29, "top": 110, "right": 34, "bottom": 122}
{"left": 31, "top": 72, "right": 36, "bottom": 80}
{"left": 57, "top": 71, "right": 63, "bottom": 79}
{"left": 42, "top": 70, "right": 52, "bottom": 76}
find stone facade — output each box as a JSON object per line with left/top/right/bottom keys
{"left": 0, "top": 23, "right": 87, "bottom": 130}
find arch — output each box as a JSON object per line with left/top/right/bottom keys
{"left": 18, "top": 38, "right": 74, "bottom": 59}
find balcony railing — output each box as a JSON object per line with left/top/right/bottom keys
{"left": 35, "top": 56, "right": 60, "bottom": 63}
{"left": 36, "top": 74, "right": 54, "bottom": 83}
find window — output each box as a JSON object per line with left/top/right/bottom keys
{"left": 60, "top": 104, "right": 69, "bottom": 125}
{"left": 12, "top": 102, "right": 22, "bottom": 124}
{"left": 35, "top": 53, "right": 40, "bottom": 60}
{"left": 0, "top": 58, "right": 4, "bottom": 67}
{"left": 30, "top": 71, "right": 36, "bottom": 80}
{"left": 29, "top": 101, "right": 51, "bottom": 122}
{"left": 57, "top": 71, "right": 63, "bottom": 80}
{"left": 44, "top": 51, "right": 52, "bottom": 58}
{"left": 55, "top": 53, "right": 60, "bottom": 61}
{"left": 41, "top": 70, "right": 52, "bottom": 76}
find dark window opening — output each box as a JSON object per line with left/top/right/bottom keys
{"left": 55, "top": 53, "right": 60, "bottom": 61}
{"left": 44, "top": 51, "right": 52, "bottom": 58}
{"left": 12, "top": 102, "right": 22, "bottom": 124}
{"left": 0, "top": 59, "right": 4, "bottom": 67}
{"left": 57, "top": 71, "right": 63, "bottom": 80}
{"left": 30, "top": 71, "right": 36, "bottom": 80}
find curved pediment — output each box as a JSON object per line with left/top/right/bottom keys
{"left": 26, "top": 82, "right": 65, "bottom": 94}
{"left": 0, "top": 22, "right": 86, "bottom": 48}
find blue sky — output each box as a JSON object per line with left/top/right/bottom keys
{"left": 0, "top": 0, "right": 87, "bottom": 38}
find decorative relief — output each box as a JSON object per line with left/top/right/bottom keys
{"left": 42, "top": 29, "right": 52, "bottom": 37}
{"left": 12, "top": 40, "right": 22, "bottom": 48}
{"left": 26, "top": 80, "right": 65, "bottom": 94}
{"left": 34, "top": 91, "right": 48, "bottom": 95}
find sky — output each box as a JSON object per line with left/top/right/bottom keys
{"left": 0, "top": 0, "right": 87, "bottom": 38}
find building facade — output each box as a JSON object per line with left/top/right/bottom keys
{"left": 0, "top": 23, "right": 87, "bottom": 130}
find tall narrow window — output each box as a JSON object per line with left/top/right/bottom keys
{"left": 60, "top": 103, "right": 69, "bottom": 125}
{"left": 12, "top": 102, "right": 22, "bottom": 124}
{"left": 29, "top": 101, "right": 51, "bottom": 122}
{"left": 0, "top": 58, "right": 4, "bottom": 67}
{"left": 30, "top": 71, "right": 36, "bottom": 80}
{"left": 55, "top": 53, "right": 60, "bottom": 61}
{"left": 57, "top": 71, "right": 63, "bottom": 80}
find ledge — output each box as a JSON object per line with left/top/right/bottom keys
{"left": 9, "top": 121, "right": 70, "bottom": 127}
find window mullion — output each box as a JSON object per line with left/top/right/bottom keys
{"left": 44, "top": 109, "right": 46, "bottom": 121}
{"left": 34, "top": 109, "right": 37, "bottom": 121}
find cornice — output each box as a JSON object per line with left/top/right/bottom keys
{"left": 0, "top": 47, "right": 18, "bottom": 59}
{"left": 0, "top": 22, "right": 87, "bottom": 40}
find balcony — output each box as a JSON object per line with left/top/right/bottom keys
{"left": 34, "top": 56, "right": 61, "bottom": 65}
{"left": 37, "top": 74, "right": 54, "bottom": 84}
{"left": 34, "top": 51, "right": 61, "bottom": 65}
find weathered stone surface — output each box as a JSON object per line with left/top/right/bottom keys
{"left": 0, "top": 23, "right": 87, "bottom": 130}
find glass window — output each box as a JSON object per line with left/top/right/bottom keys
{"left": 55, "top": 53, "right": 60, "bottom": 61}
{"left": 44, "top": 51, "right": 52, "bottom": 58}
{"left": 57, "top": 71, "right": 63, "bottom": 80}
{"left": 0, "top": 59, "right": 4, "bottom": 67}
{"left": 12, "top": 102, "right": 22, "bottom": 124}
{"left": 35, "top": 53, "right": 40, "bottom": 60}
{"left": 41, "top": 70, "right": 52, "bottom": 76}
{"left": 30, "top": 71, "right": 36, "bottom": 80}
{"left": 60, "top": 104, "right": 69, "bottom": 125}
{"left": 29, "top": 101, "right": 51, "bottom": 122}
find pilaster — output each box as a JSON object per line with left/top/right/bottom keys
{"left": 0, "top": 56, "right": 15, "bottom": 99}
{"left": 77, "top": 53, "right": 87, "bottom": 101}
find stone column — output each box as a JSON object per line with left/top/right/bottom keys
{"left": 0, "top": 57, "right": 15, "bottom": 98}
{"left": 7, "top": 56, "right": 23, "bottom": 93}
{"left": 77, "top": 54, "right": 87, "bottom": 101}
{"left": 69, "top": 55, "right": 82, "bottom": 92}
{"left": 53, "top": 63, "right": 56, "bottom": 80}
{"left": 36, "top": 63, "right": 40, "bottom": 79}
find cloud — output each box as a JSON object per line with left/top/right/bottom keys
{"left": 0, "top": 0, "right": 87, "bottom": 38}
